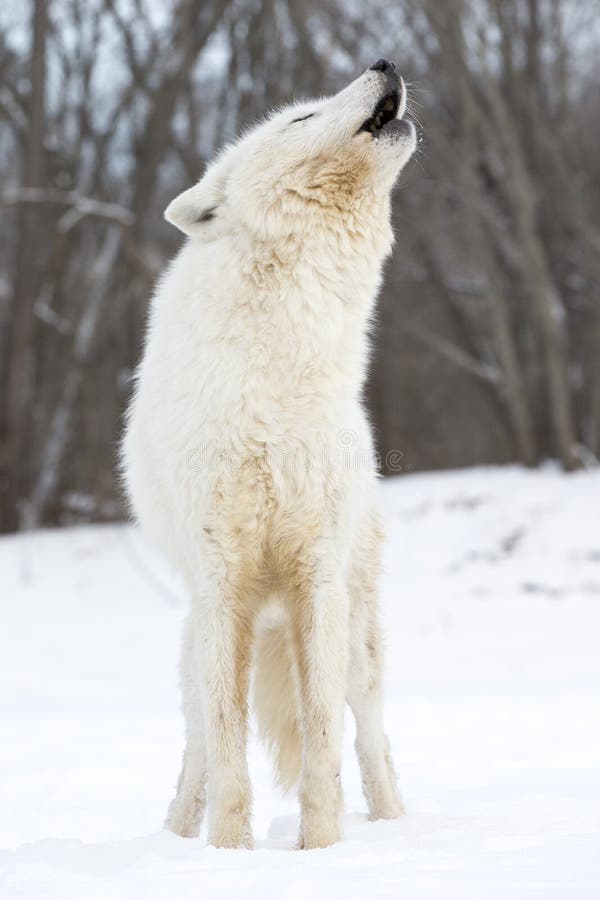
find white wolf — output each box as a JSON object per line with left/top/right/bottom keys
{"left": 122, "top": 59, "right": 416, "bottom": 850}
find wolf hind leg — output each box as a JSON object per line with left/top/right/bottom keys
{"left": 165, "top": 617, "right": 207, "bottom": 838}
{"left": 346, "top": 520, "right": 405, "bottom": 821}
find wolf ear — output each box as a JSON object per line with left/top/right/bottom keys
{"left": 164, "top": 177, "right": 223, "bottom": 237}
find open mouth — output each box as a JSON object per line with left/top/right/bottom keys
{"left": 359, "top": 89, "right": 400, "bottom": 139}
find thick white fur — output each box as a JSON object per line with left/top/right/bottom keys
{"left": 122, "top": 65, "right": 416, "bottom": 850}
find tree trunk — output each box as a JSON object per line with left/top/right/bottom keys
{"left": 1, "top": 0, "right": 48, "bottom": 532}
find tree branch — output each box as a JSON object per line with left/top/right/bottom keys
{"left": 402, "top": 322, "right": 501, "bottom": 384}
{"left": 1, "top": 187, "right": 134, "bottom": 231}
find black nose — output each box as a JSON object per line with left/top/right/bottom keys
{"left": 370, "top": 59, "right": 397, "bottom": 75}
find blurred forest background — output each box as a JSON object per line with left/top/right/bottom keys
{"left": 0, "top": 0, "right": 599, "bottom": 533}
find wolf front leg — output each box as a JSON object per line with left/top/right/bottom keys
{"left": 165, "top": 617, "right": 207, "bottom": 837}
{"left": 289, "top": 565, "right": 349, "bottom": 849}
{"left": 191, "top": 574, "right": 254, "bottom": 849}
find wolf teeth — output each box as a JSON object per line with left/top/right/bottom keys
{"left": 359, "top": 89, "right": 400, "bottom": 138}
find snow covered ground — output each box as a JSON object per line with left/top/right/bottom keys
{"left": 1, "top": 465, "right": 599, "bottom": 899}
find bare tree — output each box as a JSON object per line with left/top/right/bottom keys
{"left": 0, "top": 0, "right": 598, "bottom": 532}
{"left": 2, "top": 0, "right": 49, "bottom": 531}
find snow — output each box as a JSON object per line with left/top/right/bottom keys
{"left": 1, "top": 465, "right": 599, "bottom": 899}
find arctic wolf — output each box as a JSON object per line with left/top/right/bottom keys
{"left": 122, "top": 59, "right": 416, "bottom": 850}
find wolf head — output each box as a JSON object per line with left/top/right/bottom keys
{"left": 165, "top": 60, "right": 416, "bottom": 242}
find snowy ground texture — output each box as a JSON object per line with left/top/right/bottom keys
{"left": 1, "top": 466, "right": 599, "bottom": 899}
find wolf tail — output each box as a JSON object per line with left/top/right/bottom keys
{"left": 253, "top": 614, "right": 302, "bottom": 791}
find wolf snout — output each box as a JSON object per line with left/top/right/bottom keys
{"left": 369, "top": 59, "right": 397, "bottom": 76}
{"left": 369, "top": 58, "right": 401, "bottom": 95}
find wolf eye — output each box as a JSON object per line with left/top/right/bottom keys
{"left": 195, "top": 206, "right": 217, "bottom": 223}
{"left": 290, "top": 113, "right": 315, "bottom": 124}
